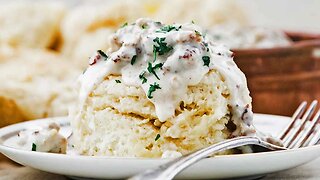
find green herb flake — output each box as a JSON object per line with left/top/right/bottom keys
{"left": 195, "top": 30, "right": 201, "bottom": 36}
{"left": 115, "top": 80, "right": 121, "bottom": 83}
{"left": 147, "top": 82, "right": 161, "bottom": 99}
{"left": 97, "top": 50, "right": 108, "bottom": 60}
{"left": 141, "top": 24, "right": 148, "bottom": 29}
{"left": 202, "top": 56, "right": 210, "bottom": 67}
{"left": 203, "top": 42, "right": 209, "bottom": 52}
{"left": 155, "top": 21, "right": 162, "bottom": 25}
{"left": 191, "top": 20, "right": 195, "bottom": 24}
{"left": 32, "top": 143, "right": 37, "bottom": 151}
{"left": 139, "top": 71, "right": 147, "bottom": 84}
{"left": 130, "top": 55, "right": 137, "bottom": 65}
{"left": 147, "top": 62, "right": 163, "bottom": 80}
{"left": 155, "top": 134, "right": 161, "bottom": 141}
{"left": 153, "top": 49, "right": 157, "bottom": 62}
{"left": 153, "top": 37, "right": 173, "bottom": 61}
{"left": 121, "top": 22, "right": 128, "bottom": 28}
{"left": 157, "top": 25, "right": 182, "bottom": 32}
{"left": 161, "top": 25, "right": 176, "bottom": 32}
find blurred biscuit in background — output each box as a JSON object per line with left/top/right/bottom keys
{"left": 0, "top": 48, "right": 80, "bottom": 123}
{"left": 0, "top": 2, "right": 65, "bottom": 49}
{"left": 61, "top": 1, "right": 147, "bottom": 68}
{"left": 0, "top": 45, "right": 16, "bottom": 63}
{"left": 154, "top": 0, "right": 247, "bottom": 28}
{"left": 0, "top": 96, "right": 25, "bottom": 128}
{"left": 66, "top": 28, "right": 113, "bottom": 68}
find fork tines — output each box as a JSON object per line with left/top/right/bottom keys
{"left": 278, "top": 100, "right": 320, "bottom": 148}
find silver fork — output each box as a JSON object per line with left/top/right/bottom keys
{"left": 129, "top": 100, "right": 320, "bottom": 180}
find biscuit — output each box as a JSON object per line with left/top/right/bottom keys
{"left": 0, "top": 2, "right": 65, "bottom": 49}
{"left": 70, "top": 18, "right": 254, "bottom": 158}
{"left": 0, "top": 48, "right": 81, "bottom": 120}
{"left": 71, "top": 71, "right": 234, "bottom": 157}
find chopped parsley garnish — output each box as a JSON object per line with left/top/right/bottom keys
{"left": 141, "top": 24, "right": 148, "bottom": 29}
{"left": 97, "top": 50, "right": 108, "bottom": 60}
{"left": 115, "top": 80, "right": 121, "bottom": 83}
{"left": 153, "top": 50, "right": 157, "bottom": 62}
{"left": 139, "top": 71, "right": 147, "bottom": 84}
{"left": 121, "top": 22, "right": 128, "bottom": 28}
{"left": 147, "top": 62, "right": 163, "bottom": 80}
{"left": 130, "top": 55, "right": 137, "bottom": 65}
{"left": 153, "top": 37, "right": 173, "bottom": 61}
{"left": 203, "top": 42, "right": 209, "bottom": 52}
{"left": 195, "top": 30, "right": 201, "bottom": 36}
{"left": 157, "top": 25, "right": 182, "bottom": 32}
{"left": 32, "top": 143, "right": 37, "bottom": 151}
{"left": 191, "top": 20, "right": 195, "bottom": 24}
{"left": 155, "top": 134, "right": 161, "bottom": 141}
{"left": 147, "top": 82, "right": 161, "bottom": 99}
{"left": 202, "top": 56, "right": 210, "bottom": 67}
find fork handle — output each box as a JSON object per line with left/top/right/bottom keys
{"left": 128, "top": 137, "right": 265, "bottom": 180}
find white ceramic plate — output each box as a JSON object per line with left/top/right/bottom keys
{"left": 0, "top": 114, "right": 320, "bottom": 179}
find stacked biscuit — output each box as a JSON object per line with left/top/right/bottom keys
{"left": 72, "top": 71, "right": 235, "bottom": 157}
{"left": 70, "top": 18, "right": 255, "bottom": 157}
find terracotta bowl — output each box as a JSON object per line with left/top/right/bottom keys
{"left": 233, "top": 32, "right": 320, "bottom": 116}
